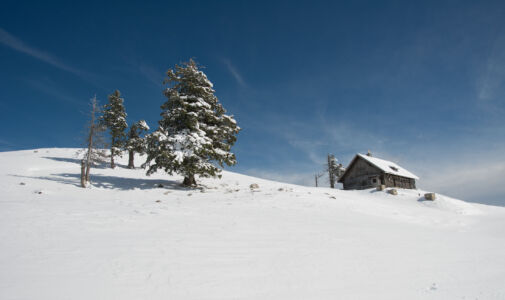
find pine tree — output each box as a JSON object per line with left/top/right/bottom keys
{"left": 327, "top": 154, "right": 337, "bottom": 188}
{"left": 144, "top": 59, "right": 240, "bottom": 186}
{"left": 102, "top": 90, "right": 127, "bottom": 169}
{"left": 125, "top": 120, "right": 149, "bottom": 169}
{"left": 79, "top": 96, "right": 107, "bottom": 187}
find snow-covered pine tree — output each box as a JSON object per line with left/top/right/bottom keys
{"left": 325, "top": 154, "right": 346, "bottom": 189}
{"left": 102, "top": 90, "right": 128, "bottom": 169}
{"left": 327, "top": 154, "right": 338, "bottom": 188}
{"left": 125, "top": 120, "right": 149, "bottom": 169}
{"left": 143, "top": 59, "right": 240, "bottom": 186}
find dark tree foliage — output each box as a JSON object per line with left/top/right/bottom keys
{"left": 125, "top": 120, "right": 149, "bottom": 169}
{"left": 143, "top": 59, "right": 240, "bottom": 186}
{"left": 102, "top": 90, "right": 127, "bottom": 168}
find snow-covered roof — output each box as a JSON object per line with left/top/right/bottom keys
{"left": 342, "top": 154, "right": 419, "bottom": 180}
{"left": 357, "top": 154, "right": 419, "bottom": 179}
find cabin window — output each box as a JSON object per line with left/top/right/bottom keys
{"left": 372, "top": 178, "right": 377, "bottom": 183}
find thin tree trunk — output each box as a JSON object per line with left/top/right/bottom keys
{"left": 85, "top": 130, "right": 93, "bottom": 183}
{"left": 85, "top": 159, "right": 91, "bottom": 182}
{"left": 110, "top": 143, "right": 115, "bottom": 169}
{"left": 111, "top": 153, "right": 115, "bottom": 169}
{"left": 85, "top": 100, "right": 95, "bottom": 183}
{"left": 128, "top": 150, "right": 134, "bottom": 169}
{"left": 80, "top": 159, "right": 86, "bottom": 187}
{"left": 328, "top": 154, "right": 335, "bottom": 188}
{"left": 183, "top": 174, "right": 196, "bottom": 186}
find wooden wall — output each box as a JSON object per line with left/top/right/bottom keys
{"left": 383, "top": 174, "right": 416, "bottom": 189}
{"left": 341, "top": 158, "right": 382, "bottom": 190}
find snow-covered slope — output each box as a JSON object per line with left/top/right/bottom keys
{"left": 1, "top": 148, "right": 504, "bottom": 299}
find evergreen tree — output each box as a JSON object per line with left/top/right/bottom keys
{"left": 326, "top": 154, "right": 346, "bottom": 188}
{"left": 144, "top": 59, "right": 240, "bottom": 186}
{"left": 102, "top": 90, "right": 127, "bottom": 168}
{"left": 125, "top": 120, "right": 149, "bottom": 169}
{"left": 327, "top": 154, "right": 338, "bottom": 188}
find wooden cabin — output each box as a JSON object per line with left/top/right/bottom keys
{"left": 338, "top": 153, "right": 418, "bottom": 190}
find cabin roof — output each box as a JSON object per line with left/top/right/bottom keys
{"left": 339, "top": 153, "right": 419, "bottom": 181}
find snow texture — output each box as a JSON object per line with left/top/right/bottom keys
{"left": 138, "top": 120, "right": 149, "bottom": 131}
{"left": 1, "top": 148, "right": 505, "bottom": 300}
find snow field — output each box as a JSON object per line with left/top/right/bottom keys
{"left": 1, "top": 148, "right": 505, "bottom": 299}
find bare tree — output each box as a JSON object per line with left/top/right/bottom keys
{"left": 314, "top": 172, "right": 324, "bottom": 187}
{"left": 79, "top": 96, "right": 107, "bottom": 187}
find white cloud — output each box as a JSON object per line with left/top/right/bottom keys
{"left": 0, "top": 27, "right": 81, "bottom": 75}
{"left": 414, "top": 152, "right": 505, "bottom": 206}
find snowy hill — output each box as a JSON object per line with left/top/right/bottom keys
{"left": 1, "top": 148, "right": 505, "bottom": 299}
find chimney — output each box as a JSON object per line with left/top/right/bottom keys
{"left": 367, "top": 150, "right": 372, "bottom": 157}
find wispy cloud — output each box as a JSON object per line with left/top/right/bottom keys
{"left": 25, "top": 78, "right": 84, "bottom": 106}
{"left": 138, "top": 62, "right": 163, "bottom": 87}
{"left": 121, "top": 54, "right": 164, "bottom": 87}
{"left": 413, "top": 149, "right": 505, "bottom": 206}
{"left": 0, "top": 27, "right": 81, "bottom": 75}
{"left": 478, "top": 35, "right": 505, "bottom": 104}
{"left": 238, "top": 113, "right": 396, "bottom": 188}
{"left": 266, "top": 114, "right": 391, "bottom": 166}
{"left": 222, "top": 58, "right": 246, "bottom": 87}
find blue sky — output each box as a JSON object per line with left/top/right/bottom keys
{"left": 1, "top": 0, "right": 505, "bottom": 205}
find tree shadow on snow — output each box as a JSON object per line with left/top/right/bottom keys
{"left": 42, "top": 156, "right": 110, "bottom": 169}
{"left": 42, "top": 156, "right": 130, "bottom": 169}
{"left": 10, "top": 173, "right": 185, "bottom": 191}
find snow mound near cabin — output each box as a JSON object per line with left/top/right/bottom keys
{"left": 1, "top": 148, "right": 505, "bottom": 300}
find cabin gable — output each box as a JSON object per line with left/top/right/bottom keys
{"left": 339, "top": 156, "right": 383, "bottom": 190}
